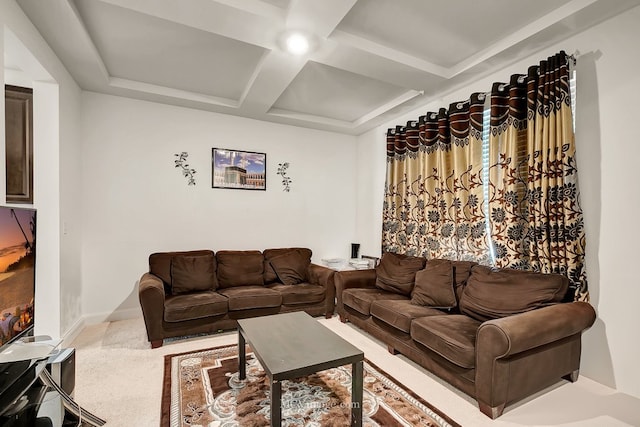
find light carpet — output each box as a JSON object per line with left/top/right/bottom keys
{"left": 70, "top": 316, "right": 640, "bottom": 426}
{"left": 161, "top": 344, "right": 460, "bottom": 426}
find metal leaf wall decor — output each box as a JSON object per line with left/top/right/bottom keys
{"left": 174, "top": 152, "right": 197, "bottom": 185}
{"left": 277, "top": 162, "right": 292, "bottom": 192}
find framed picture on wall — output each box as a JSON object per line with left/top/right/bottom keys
{"left": 212, "top": 148, "right": 266, "bottom": 190}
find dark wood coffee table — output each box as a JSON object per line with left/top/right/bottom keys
{"left": 238, "top": 311, "right": 364, "bottom": 426}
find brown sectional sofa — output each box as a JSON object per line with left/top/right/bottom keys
{"left": 335, "top": 253, "right": 596, "bottom": 419}
{"left": 139, "top": 247, "right": 335, "bottom": 348}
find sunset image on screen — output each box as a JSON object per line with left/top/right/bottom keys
{"left": 0, "top": 208, "right": 35, "bottom": 347}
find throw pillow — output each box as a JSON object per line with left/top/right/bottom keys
{"left": 375, "top": 252, "right": 426, "bottom": 296}
{"left": 216, "top": 250, "right": 264, "bottom": 288}
{"left": 411, "top": 259, "right": 456, "bottom": 309}
{"left": 459, "top": 265, "right": 569, "bottom": 322}
{"left": 170, "top": 254, "right": 217, "bottom": 295}
{"left": 263, "top": 248, "right": 313, "bottom": 284}
{"left": 269, "top": 250, "right": 311, "bottom": 285}
{"left": 452, "top": 260, "right": 477, "bottom": 304}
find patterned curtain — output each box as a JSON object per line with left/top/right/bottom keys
{"left": 529, "top": 54, "right": 587, "bottom": 301}
{"left": 382, "top": 51, "right": 588, "bottom": 301}
{"left": 382, "top": 94, "right": 488, "bottom": 262}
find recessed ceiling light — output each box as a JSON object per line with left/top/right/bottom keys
{"left": 285, "top": 33, "right": 309, "bottom": 55}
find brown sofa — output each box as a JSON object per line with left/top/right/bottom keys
{"left": 335, "top": 253, "right": 596, "bottom": 419}
{"left": 139, "top": 247, "right": 335, "bottom": 348}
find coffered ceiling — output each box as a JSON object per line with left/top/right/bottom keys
{"left": 12, "top": 0, "right": 640, "bottom": 135}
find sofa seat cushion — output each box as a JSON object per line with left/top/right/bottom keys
{"left": 460, "top": 265, "right": 569, "bottom": 322}
{"left": 217, "top": 286, "right": 282, "bottom": 311}
{"left": 343, "top": 288, "right": 408, "bottom": 316}
{"left": 370, "top": 300, "right": 444, "bottom": 333}
{"left": 164, "top": 291, "right": 228, "bottom": 322}
{"left": 269, "top": 283, "right": 325, "bottom": 305}
{"left": 410, "top": 315, "right": 481, "bottom": 369}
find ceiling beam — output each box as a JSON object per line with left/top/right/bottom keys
{"left": 208, "top": 0, "right": 286, "bottom": 21}
{"left": 449, "top": 0, "right": 600, "bottom": 77}
{"left": 239, "top": 0, "right": 358, "bottom": 113}
{"left": 285, "top": 0, "right": 358, "bottom": 38}
{"left": 237, "top": 50, "right": 306, "bottom": 114}
{"left": 313, "top": 39, "right": 446, "bottom": 92}
{"left": 329, "top": 29, "right": 449, "bottom": 78}
{"left": 97, "top": 0, "right": 281, "bottom": 49}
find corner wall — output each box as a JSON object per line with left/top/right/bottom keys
{"left": 356, "top": 5, "right": 640, "bottom": 400}
{"left": 79, "top": 92, "right": 358, "bottom": 319}
{"left": 1, "top": 0, "right": 83, "bottom": 340}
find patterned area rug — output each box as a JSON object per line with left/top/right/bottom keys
{"left": 161, "top": 345, "right": 460, "bottom": 427}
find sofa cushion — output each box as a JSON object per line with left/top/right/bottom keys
{"left": 375, "top": 252, "right": 426, "bottom": 296}
{"left": 149, "top": 249, "right": 214, "bottom": 287}
{"left": 459, "top": 265, "right": 569, "bottom": 322}
{"left": 164, "top": 291, "right": 228, "bottom": 322}
{"left": 269, "top": 283, "right": 325, "bottom": 305}
{"left": 170, "top": 254, "right": 217, "bottom": 294}
{"left": 411, "top": 315, "right": 481, "bottom": 369}
{"left": 263, "top": 248, "right": 313, "bottom": 284}
{"left": 452, "top": 261, "right": 477, "bottom": 304}
{"left": 411, "top": 259, "right": 456, "bottom": 309}
{"left": 343, "top": 288, "right": 408, "bottom": 316}
{"left": 217, "top": 286, "right": 282, "bottom": 311}
{"left": 269, "top": 250, "right": 311, "bottom": 285}
{"left": 216, "top": 250, "right": 264, "bottom": 288}
{"left": 370, "top": 300, "right": 444, "bottom": 333}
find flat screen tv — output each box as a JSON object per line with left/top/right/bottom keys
{"left": 0, "top": 206, "right": 35, "bottom": 350}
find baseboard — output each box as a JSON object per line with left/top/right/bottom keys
{"left": 83, "top": 307, "right": 143, "bottom": 324}
{"left": 61, "top": 307, "right": 143, "bottom": 347}
{"left": 61, "top": 317, "right": 86, "bottom": 348}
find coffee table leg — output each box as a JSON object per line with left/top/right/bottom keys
{"left": 270, "top": 379, "right": 282, "bottom": 426}
{"left": 238, "top": 330, "right": 246, "bottom": 380}
{"left": 352, "top": 360, "right": 363, "bottom": 426}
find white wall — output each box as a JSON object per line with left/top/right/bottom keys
{"left": 80, "top": 92, "right": 357, "bottom": 318}
{"left": 1, "top": 0, "right": 83, "bottom": 340}
{"left": 356, "top": 5, "right": 640, "bottom": 399}
{"left": 58, "top": 73, "right": 83, "bottom": 336}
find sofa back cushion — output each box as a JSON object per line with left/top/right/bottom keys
{"left": 459, "top": 265, "right": 569, "bottom": 321}
{"left": 375, "top": 252, "right": 426, "bottom": 296}
{"left": 216, "top": 250, "right": 265, "bottom": 288}
{"left": 149, "top": 250, "right": 214, "bottom": 291}
{"left": 263, "top": 248, "right": 312, "bottom": 284}
{"left": 411, "top": 259, "right": 456, "bottom": 309}
{"left": 170, "top": 254, "right": 217, "bottom": 294}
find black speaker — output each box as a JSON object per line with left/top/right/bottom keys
{"left": 350, "top": 243, "right": 360, "bottom": 259}
{"left": 46, "top": 348, "right": 75, "bottom": 398}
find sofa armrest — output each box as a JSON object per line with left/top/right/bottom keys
{"left": 476, "top": 301, "right": 596, "bottom": 358}
{"left": 308, "top": 263, "right": 336, "bottom": 317}
{"left": 138, "top": 272, "right": 167, "bottom": 345}
{"left": 334, "top": 269, "right": 377, "bottom": 318}
{"left": 475, "top": 301, "right": 596, "bottom": 417}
